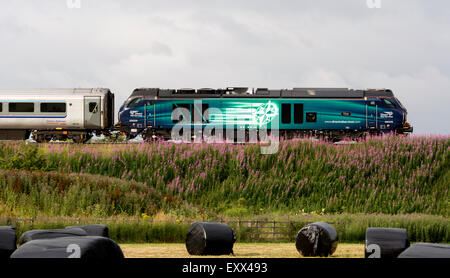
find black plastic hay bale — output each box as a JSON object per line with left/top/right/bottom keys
{"left": 186, "top": 222, "right": 236, "bottom": 255}
{"left": 295, "top": 222, "right": 338, "bottom": 257}
{"left": 397, "top": 243, "right": 450, "bottom": 258}
{"left": 10, "top": 236, "right": 124, "bottom": 259}
{"left": 365, "top": 227, "right": 410, "bottom": 258}
{"left": 65, "top": 224, "right": 109, "bottom": 238}
{"left": 18, "top": 228, "right": 87, "bottom": 245}
{"left": 0, "top": 226, "right": 17, "bottom": 259}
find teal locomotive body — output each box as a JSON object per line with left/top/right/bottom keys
{"left": 118, "top": 87, "right": 412, "bottom": 141}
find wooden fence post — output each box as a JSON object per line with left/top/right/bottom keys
{"left": 273, "top": 220, "right": 276, "bottom": 240}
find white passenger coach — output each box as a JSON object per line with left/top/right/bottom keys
{"left": 0, "top": 88, "right": 114, "bottom": 143}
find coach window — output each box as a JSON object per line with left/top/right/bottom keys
{"left": 294, "top": 104, "right": 303, "bottom": 124}
{"left": 282, "top": 104, "right": 291, "bottom": 124}
{"left": 89, "top": 102, "right": 98, "bottom": 113}
{"left": 306, "top": 112, "right": 317, "bottom": 122}
{"left": 9, "top": 102, "right": 34, "bottom": 113}
{"left": 0, "top": 103, "right": 2, "bottom": 112}
{"left": 41, "top": 103, "right": 66, "bottom": 113}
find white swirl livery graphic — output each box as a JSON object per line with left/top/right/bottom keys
{"left": 254, "top": 101, "right": 278, "bottom": 126}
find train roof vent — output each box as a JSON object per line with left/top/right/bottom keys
{"left": 225, "top": 87, "right": 252, "bottom": 95}
{"left": 157, "top": 89, "right": 176, "bottom": 97}
{"left": 255, "top": 88, "right": 269, "bottom": 94}
{"left": 131, "top": 88, "right": 159, "bottom": 97}
{"left": 282, "top": 88, "right": 363, "bottom": 98}
{"left": 176, "top": 88, "right": 196, "bottom": 94}
{"left": 364, "top": 89, "right": 394, "bottom": 97}
{"left": 255, "top": 88, "right": 281, "bottom": 97}
{"left": 196, "top": 88, "right": 217, "bottom": 94}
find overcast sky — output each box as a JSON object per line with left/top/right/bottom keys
{"left": 1, "top": 0, "right": 449, "bottom": 134}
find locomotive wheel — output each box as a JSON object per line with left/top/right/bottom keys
{"left": 34, "top": 134, "right": 49, "bottom": 143}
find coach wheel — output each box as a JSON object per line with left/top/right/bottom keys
{"left": 72, "top": 134, "right": 90, "bottom": 144}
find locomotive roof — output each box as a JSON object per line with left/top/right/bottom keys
{"left": 131, "top": 87, "right": 394, "bottom": 99}
{"left": 0, "top": 88, "right": 111, "bottom": 96}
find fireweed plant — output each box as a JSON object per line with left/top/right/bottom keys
{"left": 0, "top": 134, "right": 448, "bottom": 216}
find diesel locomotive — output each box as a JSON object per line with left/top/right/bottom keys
{"left": 118, "top": 87, "right": 413, "bottom": 142}
{"left": 0, "top": 87, "right": 413, "bottom": 143}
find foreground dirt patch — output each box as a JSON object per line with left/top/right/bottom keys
{"left": 120, "top": 243, "right": 364, "bottom": 258}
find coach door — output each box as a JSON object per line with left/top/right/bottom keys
{"left": 84, "top": 96, "right": 102, "bottom": 129}
{"left": 366, "top": 98, "right": 378, "bottom": 130}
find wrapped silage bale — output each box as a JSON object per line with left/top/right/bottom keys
{"left": 11, "top": 236, "right": 124, "bottom": 259}
{"left": 295, "top": 222, "right": 338, "bottom": 257}
{"left": 398, "top": 243, "right": 450, "bottom": 258}
{"left": 66, "top": 224, "right": 109, "bottom": 238}
{"left": 19, "top": 228, "right": 87, "bottom": 245}
{"left": 0, "top": 226, "right": 17, "bottom": 259}
{"left": 365, "top": 227, "right": 410, "bottom": 258}
{"left": 186, "top": 222, "right": 236, "bottom": 255}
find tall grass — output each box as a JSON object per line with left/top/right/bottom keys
{"left": 0, "top": 170, "right": 200, "bottom": 219}
{"left": 1, "top": 213, "right": 447, "bottom": 243}
{"left": 0, "top": 135, "right": 448, "bottom": 215}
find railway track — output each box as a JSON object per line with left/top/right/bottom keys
{"left": 0, "top": 137, "right": 360, "bottom": 145}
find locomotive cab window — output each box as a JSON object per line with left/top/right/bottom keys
{"left": 127, "top": 98, "right": 142, "bottom": 108}
{"left": 306, "top": 112, "right": 317, "bottom": 122}
{"left": 282, "top": 104, "right": 291, "bottom": 124}
{"left": 9, "top": 102, "right": 34, "bottom": 113}
{"left": 382, "top": 99, "right": 396, "bottom": 108}
{"left": 41, "top": 103, "right": 66, "bottom": 113}
{"left": 89, "top": 102, "right": 98, "bottom": 113}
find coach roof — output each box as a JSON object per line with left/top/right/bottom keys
{"left": 0, "top": 88, "right": 111, "bottom": 96}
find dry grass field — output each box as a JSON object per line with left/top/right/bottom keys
{"left": 120, "top": 243, "right": 364, "bottom": 258}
